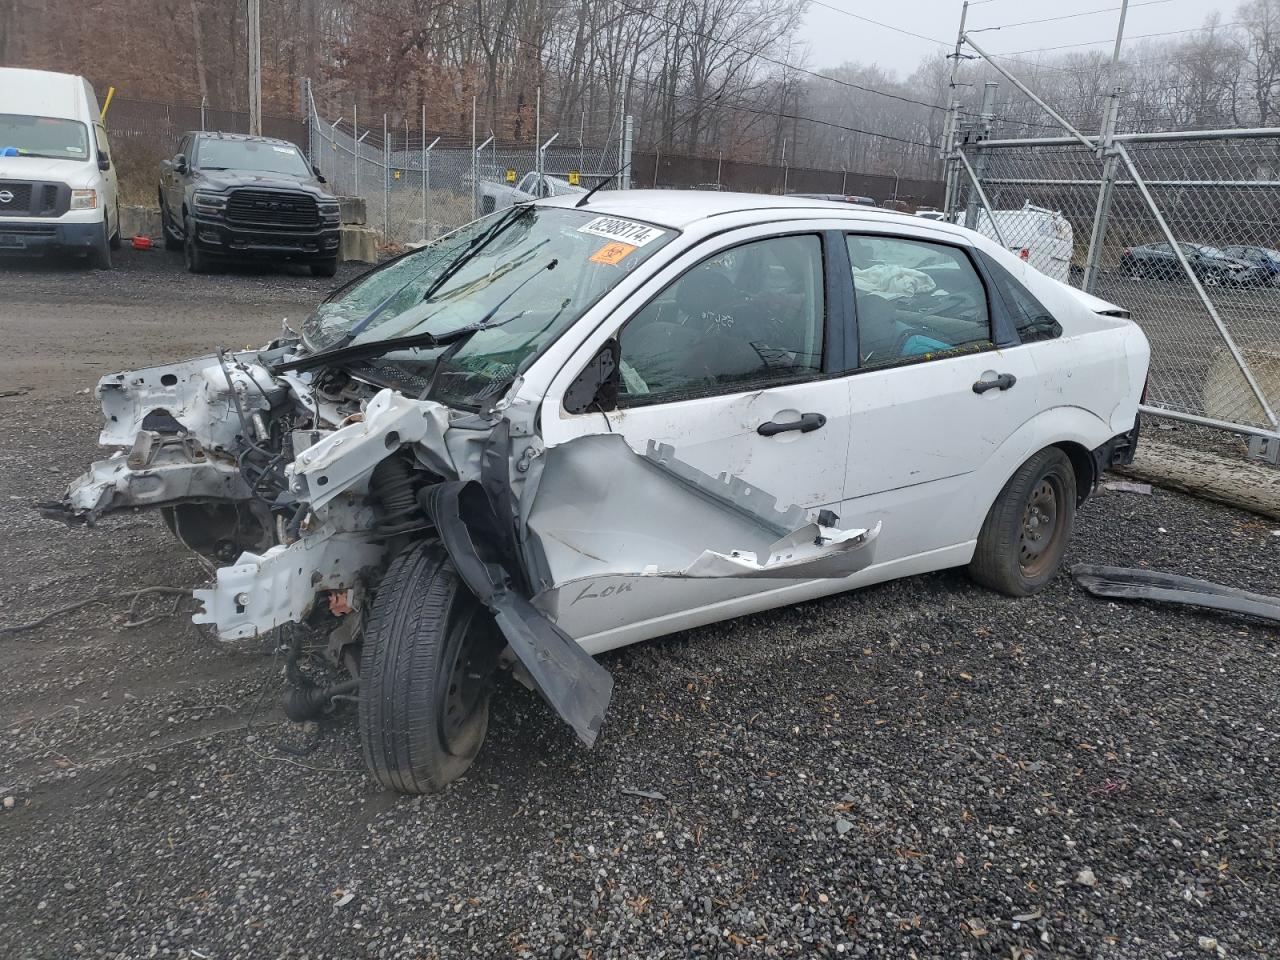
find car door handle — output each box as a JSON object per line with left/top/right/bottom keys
{"left": 758, "top": 413, "right": 826, "bottom": 436}
{"left": 972, "top": 373, "right": 1017, "bottom": 394}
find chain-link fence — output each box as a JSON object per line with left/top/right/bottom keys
{"left": 306, "top": 84, "right": 631, "bottom": 245}
{"left": 102, "top": 96, "right": 306, "bottom": 204}
{"left": 950, "top": 122, "right": 1280, "bottom": 456}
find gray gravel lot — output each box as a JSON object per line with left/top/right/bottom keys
{"left": 1, "top": 248, "right": 1278, "bottom": 959}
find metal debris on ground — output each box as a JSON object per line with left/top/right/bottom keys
{"left": 1072, "top": 564, "right": 1280, "bottom": 625}
{"left": 1102, "top": 480, "right": 1153, "bottom": 496}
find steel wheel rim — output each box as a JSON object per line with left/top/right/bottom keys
{"left": 1018, "top": 476, "right": 1063, "bottom": 577}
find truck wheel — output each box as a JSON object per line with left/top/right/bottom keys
{"left": 109, "top": 203, "right": 121, "bottom": 250}
{"left": 969, "top": 447, "right": 1076, "bottom": 597}
{"left": 310, "top": 257, "right": 338, "bottom": 278}
{"left": 359, "top": 540, "right": 502, "bottom": 794}
{"left": 183, "top": 217, "right": 210, "bottom": 274}
{"left": 88, "top": 220, "right": 112, "bottom": 270}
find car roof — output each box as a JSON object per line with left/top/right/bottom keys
{"left": 537, "top": 188, "right": 964, "bottom": 237}
{"left": 186, "top": 131, "right": 299, "bottom": 147}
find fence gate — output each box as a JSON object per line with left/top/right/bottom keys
{"left": 945, "top": 42, "right": 1280, "bottom": 461}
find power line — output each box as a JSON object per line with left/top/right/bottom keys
{"left": 806, "top": 0, "right": 949, "bottom": 46}
{"left": 485, "top": 15, "right": 941, "bottom": 156}
{"left": 967, "top": 0, "right": 1171, "bottom": 34}
{"left": 993, "top": 22, "right": 1244, "bottom": 57}
{"left": 612, "top": 0, "right": 948, "bottom": 112}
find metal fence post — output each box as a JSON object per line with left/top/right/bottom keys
{"left": 535, "top": 87, "right": 542, "bottom": 189}
{"left": 471, "top": 96, "right": 477, "bottom": 219}
{"left": 382, "top": 114, "right": 389, "bottom": 243}
{"left": 1082, "top": 92, "right": 1121, "bottom": 293}
{"left": 353, "top": 103, "right": 359, "bottom": 197}
{"left": 622, "top": 115, "right": 633, "bottom": 189}
{"left": 964, "top": 82, "right": 997, "bottom": 230}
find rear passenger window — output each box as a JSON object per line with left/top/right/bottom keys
{"left": 846, "top": 235, "right": 991, "bottom": 369}
{"left": 981, "top": 257, "right": 1062, "bottom": 343}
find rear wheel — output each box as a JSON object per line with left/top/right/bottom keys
{"left": 359, "top": 540, "right": 502, "bottom": 794}
{"left": 109, "top": 203, "right": 121, "bottom": 250}
{"left": 969, "top": 447, "right": 1076, "bottom": 597}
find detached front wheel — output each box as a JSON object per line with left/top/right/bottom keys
{"left": 359, "top": 540, "right": 502, "bottom": 793}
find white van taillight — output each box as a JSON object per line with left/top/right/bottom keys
{"left": 1019, "top": 248, "right": 1030, "bottom": 261}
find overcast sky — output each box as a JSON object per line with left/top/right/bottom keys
{"left": 798, "top": 0, "right": 1237, "bottom": 74}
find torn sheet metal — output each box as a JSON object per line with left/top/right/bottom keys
{"left": 96, "top": 353, "right": 279, "bottom": 449}
{"left": 193, "top": 524, "right": 385, "bottom": 639}
{"left": 291, "top": 389, "right": 455, "bottom": 508}
{"left": 59, "top": 433, "right": 249, "bottom": 522}
{"left": 425, "top": 479, "right": 613, "bottom": 748}
{"left": 1072, "top": 564, "right": 1280, "bottom": 625}
{"left": 523, "top": 433, "right": 878, "bottom": 588}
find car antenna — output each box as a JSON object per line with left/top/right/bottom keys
{"left": 575, "top": 161, "right": 632, "bottom": 207}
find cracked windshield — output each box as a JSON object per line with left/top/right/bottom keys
{"left": 303, "top": 205, "right": 674, "bottom": 407}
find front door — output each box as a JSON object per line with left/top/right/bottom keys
{"left": 538, "top": 228, "right": 860, "bottom": 647}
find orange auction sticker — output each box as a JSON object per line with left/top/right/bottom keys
{"left": 589, "top": 241, "right": 637, "bottom": 266}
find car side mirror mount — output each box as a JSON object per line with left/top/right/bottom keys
{"left": 97, "top": 150, "right": 111, "bottom": 172}
{"left": 312, "top": 165, "right": 326, "bottom": 183}
{"left": 174, "top": 153, "right": 188, "bottom": 174}
{"left": 563, "top": 339, "right": 621, "bottom": 415}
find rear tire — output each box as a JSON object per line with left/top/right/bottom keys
{"left": 310, "top": 257, "right": 338, "bottom": 278}
{"left": 969, "top": 447, "right": 1076, "bottom": 597}
{"left": 359, "top": 540, "right": 501, "bottom": 794}
{"left": 109, "top": 203, "right": 121, "bottom": 250}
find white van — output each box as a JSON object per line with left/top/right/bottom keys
{"left": 0, "top": 68, "right": 119, "bottom": 268}
{"left": 962, "top": 202, "right": 1073, "bottom": 284}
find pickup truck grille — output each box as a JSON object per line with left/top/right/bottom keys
{"left": 225, "top": 189, "right": 319, "bottom": 229}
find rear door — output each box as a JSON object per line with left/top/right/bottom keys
{"left": 840, "top": 230, "right": 1040, "bottom": 562}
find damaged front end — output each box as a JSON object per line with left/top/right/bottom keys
{"left": 49, "top": 203, "right": 882, "bottom": 791}
{"left": 51, "top": 348, "right": 878, "bottom": 762}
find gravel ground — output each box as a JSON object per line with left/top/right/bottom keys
{"left": 1, "top": 248, "right": 1278, "bottom": 959}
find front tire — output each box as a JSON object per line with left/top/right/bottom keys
{"left": 88, "top": 219, "right": 112, "bottom": 270}
{"left": 359, "top": 540, "right": 501, "bottom": 794}
{"left": 969, "top": 447, "right": 1077, "bottom": 597}
{"left": 183, "top": 217, "right": 211, "bottom": 273}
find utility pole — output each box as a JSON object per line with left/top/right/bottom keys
{"left": 963, "top": 81, "right": 998, "bottom": 230}
{"left": 1083, "top": 0, "right": 1129, "bottom": 293}
{"left": 942, "top": 0, "right": 969, "bottom": 215}
{"left": 247, "top": 0, "right": 262, "bottom": 136}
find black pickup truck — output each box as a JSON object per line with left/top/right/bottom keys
{"left": 158, "top": 132, "right": 341, "bottom": 276}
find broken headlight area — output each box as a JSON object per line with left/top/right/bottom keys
{"left": 49, "top": 343, "right": 878, "bottom": 793}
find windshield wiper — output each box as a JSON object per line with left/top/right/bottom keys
{"left": 319, "top": 204, "right": 532, "bottom": 357}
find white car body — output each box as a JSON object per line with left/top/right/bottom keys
{"left": 0, "top": 67, "right": 119, "bottom": 265}
{"left": 55, "top": 191, "right": 1149, "bottom": 771}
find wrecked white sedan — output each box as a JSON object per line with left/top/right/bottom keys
{"left": 52, "top": 191, "right": 1150, "bottom": 792}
